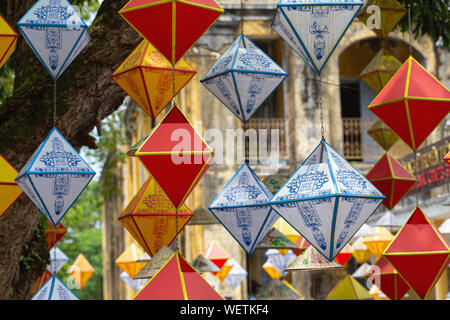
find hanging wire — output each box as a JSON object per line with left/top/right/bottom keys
{"left": 240, "top": 0, "right": 244, "bottom": 35}
{"left": 318, "top": 76, "right": 325, "bottom": 141}
{"left": 52, "top": 225, "right": 57, "bottom": 274}
{"left": 53, "top": 81, "right": 57, "bottom": 127}
{"left": 171, "top": 63, "right": 180, "bottom": 252}
{"left": 408, "top": 3, "right": 413, "bottom": 56}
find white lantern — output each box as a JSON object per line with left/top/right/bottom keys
{"left": 201, "top": 34, "right": 288, "bottom": 122}
{"left": 15, "top": 127, "right": 96, "bottom": 226}
{"left": 224, "top": 258, "right": 248, "bottom": 289}
{"left": 119, "top": 271, "right": 147, "bottom": 293}
{"left": 18, "top": 0, "right": 91, "bottom": 80}
{"left": 31, "top": 275, "right": 79, "bottom": 300}
{"left": 270, "top": 140, "right": 385, "bottom": 261}
{"left": 209, "top": 163, "right": 279, "bottom": 254}
{"left": 47, "top": 246, "right": 69, "bottom": 273}
{"left": 272, "top": 0, "right": 364, "bottom": 74}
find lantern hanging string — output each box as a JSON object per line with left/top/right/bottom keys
{"left": 240, "top": 0, "right": 244, "bottom": 35}
{"left": 171, "top": 65, "right": 180, "bottom": 252}
{"left": 53, "top": 81, "right": 57, "bottom": 127}
{"left": 408, "top": 3, "right": 413, "bottom": 56}
{"left": 52, "top": 224, "right": 57, "bottom": 274}
{"left": 318, "top": 76, "right": 325, "bottom": 141}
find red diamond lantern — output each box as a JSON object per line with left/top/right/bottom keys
{"left": 134, "top": 252, "right": 224, "bottom": 300}
{"left": 366, "top": 256, "right": 410, "bottom": 300}
{"left": 334, "top": 243, "right": 353, "bottom": 266}
{"left": 44, "top": 221, "right": 67, "bottom": 249}
{"left": 383, "top": 207, "right": 450, "bottom": 300}
{"left": 204, "top": 241, "right": 230, "bottom": 274}
{"left": 135, "top": 104, "right": 214, "bottom": 209}
{"left": 119, "top": 0, "right": 224, "bottom": 65}
{"left": 444, "top": 151, "right": 450, "bottom": 165}
{"left": 366, "top": 153, "right": 416, "bottom": 210}
{"left": 30, "top": 270, "right": 53, "bottom": 298}
{"left": 369, "top": 56, "right": 450, "bottom": 151}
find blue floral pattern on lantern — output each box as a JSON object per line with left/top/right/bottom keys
{"left": 31, "top": 275, "right": 79, "bottom": 300}
{"left": 201, "top": 34, "right": 288, "bottom": 122}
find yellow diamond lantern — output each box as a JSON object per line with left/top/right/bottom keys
{"left": 262, "top": 261, "right": 283, "bottom": 279}
{"left": 363, "top": 226, "right": 394, "bottom": 258}
{"left": 358, "top": 0, "right": 407, "bottom": 38}
{"left": 367, "top": 119, "right": 400, "bottom": 151}
{"left": 0, "top": 154, "right": 22, "bottom": 217}
{"left": 0, "top": 14, "right": 18, "bottom": 69}
{"left": 112, "top": 40, "right": 197, "bottom": 119}
{"left": 351, "top": 237, "right": 373, "bottom": 263}
{"left": 115, "top": 243, "right": 148, "bottom": 279}
{"left": 68, "top": 254, "right": 94, "bottom": 289}
{"left": 359, "top": 49, "right": 402, "bottom": 93}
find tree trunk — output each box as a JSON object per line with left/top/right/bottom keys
{"left": 0, "top": 0, "right": 140, "bottom": 299}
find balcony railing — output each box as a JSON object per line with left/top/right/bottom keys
{"left": 342, "top": 117, "right": 380, "bottom": 161}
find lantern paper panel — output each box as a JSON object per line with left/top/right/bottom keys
{"left": 383, "top": 207, "right": 450, "bottom": 300}
{"left": 263, "top": 261, "right": 283, "bottom": 279}
{"left": 360, "top": 49, "right": 402, "bottom": 94}
{"left": 45, "top": 221, "right": 67, "bottom": 249}
{"left": 201, "top": 34, "right": 288, "bottom": 122}
{"left": 366, "top": 152, "right": 416, "bottom": 210}
{"left": 135, "top": 105, "right": 214, "bottom": 209}
{"left": 351, "top": 237, "right": 372, "bottom": 263}
{"left": 119, "top": 0, "right": 224, "bottom": 65}
{"left": 327, "top": 275, "right": 373, "bottom": 300}
{"left": 369, "top": 57, "right": 450, "bottom": 151}
{"left": 256, "top": 228, "right": 299, "bottom": 251}
{"left": 286, "top": 246, "right": 342, "bottom": 272}
{"left": 112, "top": 40, "right": 197, "bottom": 119}
{"left": 31, "top": 275, "right": 79, "bottom": 300}
{"left": 255, "top": 278, "right": 303, "bottom": 300}
{"left": 18, "top": 0, "right": 91, "bottom": 80}
{"left": 274, "top": 217, "right": 301, "bottom": 244}
{"left": 134, "top": 252, "right": 224, "bottom": 300}
{"left": 352, "top": 262, "right": 371, "bottom": 278}
{"left": 334, "top": 243, "right": 353, "bottom": 266}
{"left": 353, "top": 223, "right": 376, "bottom": 238}
{"left": 357, "top": 0, "right": 407, "bottom": 38}
{"left": 191, "top": 254, "right": 221, "bottom": 274}
{"left": 444, "top": 152, "right": 450, "bottom": 165}
{"left": 15, "top": 128, "right": 96, "bottom": 226}
{"left": 272, "top": 0, "right": 364, "bottom": 74}
{"left": 0, "top": 154, "right": 23, "bottom": 217}
{"left": 366, "top": 256, "right": 410, "bottom": 300}
{"left": 47, "top": 246, "right": 69, "bottom": 273}
{"left": 224, "top": 258, "right": 247, "bottom": 289}
{"left": 209, "top": 163, "right": 279, "bottom": 254}
{"left": 370, "top": 211, "right": 405, "bottom": 229}
{"left": 68, "top": 253, "right": 94, "bottom": 289}
{"left": 134, "top": 246, "right": 175, "bottom": 280}
{"left": 367, "top": 119, "right": 400, "bottom": 152}
{"left": 30, "top": 270, "right": 53, "bottom": 298}
{"left": 0, "top": 14, "right": 18, "bottom": 69}
{"left": 120, "top": 271, "right": 147, "bottom": 293}
{"left": 270, "top": 140, "right": 385, "bottom": 261}
{"left": 119, "top": 177, "right": 193, "bottom": 256}
{"left": 363, "top": 226, "right": 394, "bottom": 258}
{"left": 215, "top": 259, "right": 233, "bottom": 282}
{"left": 204, "top": 241, "right": 231, "bottom": 273}
{"left": 265, "top": 249, "right": 296, "bottom": 277}
{"left": 115, "top": 243, "right": 148, "bottom": 279}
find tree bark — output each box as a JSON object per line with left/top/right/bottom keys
{"left": 0, "top": 0, "right": 141, "bottom": 299}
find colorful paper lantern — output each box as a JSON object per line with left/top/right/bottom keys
{"left": 115, "top": 243, "right": 148, "bottom": 279}
{"left": 209, "top": 163, "right": 279, "bottom": 254}
{"left": 191, "top": 254, "right": 221, "bottom": 274}
{"left": 359, "top": 50, "right": 402, "bottom": 93}
{"left": 352, "top": 262, "right": 371, "bottom": 278}
{"left": 438, "top": 218, "right": 450, "bottom": 243}
{"left": 357, "top": 0, "right": 407, "bottom": 38}
{"left": 273, "top": 217, "right": 301, "bottom": 244}
{"left": 334, "top": 243, "right": 353, "bottom": 266}
{"left": 272, "top": 0, "right": 364, "bottom": 74}
{"left": 18, "top": 0, "right": 91, "bottom": 80}
{"left": 224, "top": 258, "right": 247, "bottom": 290}
{"left": 265, "top": 249, "right": 296, "bottom": 277}
{"left": 327, "top": 275, "right": 373, "bottom": 300}
{"left": 134, "top": 246, "right": 175, "bottom": 279}
{"left": 366, "top": 153, "right": 416, "bottom": 210}
{"left": 256, "top": 228, "right": 299, "bottom": 252}
{"left": 363, "top": 226, "right": 394, "bottom": 258}
{"left": 112, "top": 40, "right": 197, "bottom": 119}
{"left": 134, "top": 252, "right": 224, "bottom": 300}
{"left": 444, "top": 152, "right": 450, "bottom": 166}
{"left": 135, "top": 105, "right": 213, "bottom": 209}
{"left": 30, "top": 270, "right": 53, "bottom": 298}
{"left": 263, "top": 261, "right": 283, "bottom": 279}
{"left": 270, "top": 140, "right": 385, "bottom": 261}
{"left": 120, "top": 271, "right": 147, "bottom": 293}
{"left": 31, "top": 275, "right": 79, "bottom": 300}
{"left": 215, "top": 259, "right": 233, "bottom": 282}
{"left": 383, "top": 207, "right": 450, "bottom": 300}
{"left": 0, "top": 154, "right": 23, "bottom": 218}
{"left": 68, "top": 253, "right": 94, "bottom": 289}
{"left": 44, "top": 221, "right": 67, "bottom": 249}
{"left": 369, "top": 284, "right": 389, "bottom": 300}
{"left": 47, "top": 246, "right": 69, "bottom": 273}
{"left": 255, "top": 278, "right": 303, "bottom": 300}
{"left": 351, "top": 237, "right": 372, "bottom": 263}
{"left": 204, "top": 241, "right": 231, "bottom": 273}
{"left": 286, "top": 246, "right": 342, "bottom": 272}
{"left": 119, "top": 177, "right": 193, "bottom": 256}
{"left": 366, "top": 256, "right": 410, "bottom": 300}
{"left": 0, "top": 14, "right": 18, "bottom": 69}
{"left": 293, "top": 235, "right": 311, "bottom": 256}
{"left": 369, "top": 56, "right": 450, "bottom": 151}
{"left": 353, "top": 223, "right": 376, "bottom": 238}
{"left": 119, "top": 0, "right": 224, "bottom": 65}
{"left": 370, "top": 211, "right": 405, "bottom": 229}
{"left": 201, "top": 34, "right": 288, "bottom": 122}
{"left": 367, "top": 119, "right": 400, "bottom": 152}
{"left": 15, "top": 128, "right": 96, "bottom": 226}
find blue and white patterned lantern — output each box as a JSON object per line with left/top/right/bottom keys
{"left": 200, "top": 34, "right": 288, "bottom": 122}
{"left": 31, "top": 275, "right": 79, "bottom": 300}
{"left": 272, "top": 0, "right": 363, "bottom": 74}
{"left": 15, "top": 127, "right": 96, "bottom": 226}
{"left": 47, "top": 246, "right": 69, "bottom": 273}
{"left": 224, "top": 258, "right": 248, "bottom": 289}
{"left": 18, "top": 0, "right": 91, "bottom": 80}
{"left": 209, "top": 163, "right": 279, "bottom": 254}
{"left": 119, "top": 271, "right": 147, "bottom": 293}
{"left": 269, "top": 140, "right": 385, "bottom": 261}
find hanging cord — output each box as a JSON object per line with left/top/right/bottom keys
{"left": 408, "top": 3, "right": 413, "bottom": 56}
{"left": 53, "top": 81, "right": 57, "bottom": 127}
{"left": 171, "top": 64, "right": 180, "bottom": 252}
{"left": 52, "top": 225, "right": 57, "bottom": 274}
{"left": 318, "top": 77, "right": 325, "bottom": 141}
{"left": 240, "top": 0, "right": 244, "bottom": 35}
